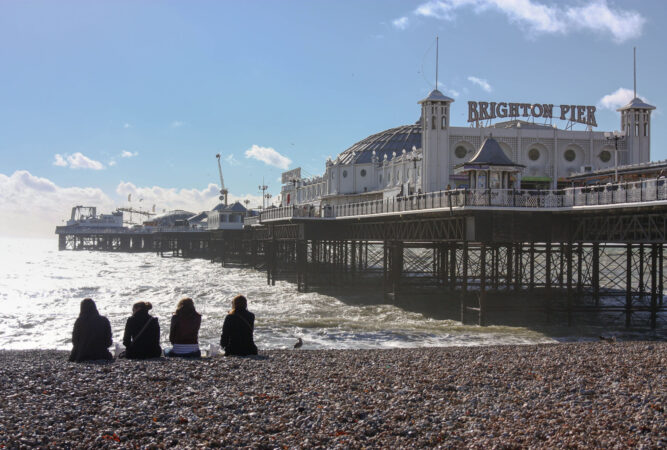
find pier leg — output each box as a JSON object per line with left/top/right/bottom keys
{"left": 660, "top": 244, "right": 664, "bottom": 308}
{"left": 650, "top": 244, "right": 658, "bottom": 329}
{"left": 460, "top": 242, "right": 468, "bottom": 324}
{"left": 626, "top": 243, "right": 632, "bottom": 328}
{"left": 577, "top": 243, "right": 583, "bottom": 294}
{"left": 514, "top": 243, "right": 521, "bottom": 291}
{"left": 639, "top": 243, "right": 645, "bottom": 300}
{"left": 566, "top": 242, "right": 573, "bottom": 327}
{"left": 479, "top": 244, "right": 487, "bottom": 326}
{"left": 449, "top": 243, "right": 457, "bottom": 290}
{"left": 545, "top": 243, "right": 552, "bottom": 321}
{"left": 592, "top": 242, "right": 600, "bottom": 306}
{"left": 529, "top": 243, "right": 535, "bottom": 291}
{"left": 506, "top": 244, "right": 513, "bottom": 291}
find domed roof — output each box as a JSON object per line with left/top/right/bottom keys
{"left": 336, "top": 124, "right": 422, "bottom": 165}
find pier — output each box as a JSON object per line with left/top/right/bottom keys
{"left": 56, "top": 178, "right": 667, "bottom": 329}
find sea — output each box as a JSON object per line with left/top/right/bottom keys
{"left": 0, "top": 237, "right": 660, "bottom": 351}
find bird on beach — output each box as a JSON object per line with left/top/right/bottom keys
{"left": 599, "top": 335, "right": 616, "bottom": 343}
{"left": 293, "top": 338, "right": 303, "bottom": 349}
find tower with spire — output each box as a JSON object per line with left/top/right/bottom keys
{"left": 420, "top": 37, "right": 455, "bottom": 191}
{"left": 618, "top": 47, "right": 655, "bottom": 165}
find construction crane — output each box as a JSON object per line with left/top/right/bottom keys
{"left": 215, "top": 153, "right": 229, "bottom": 206}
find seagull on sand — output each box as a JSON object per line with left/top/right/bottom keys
{"left": 294, "top": 338, "right": 303, "bottom": 349}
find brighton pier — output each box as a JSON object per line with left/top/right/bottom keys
{"left": 56, "top": 178, "right": 667, "bottom": 330}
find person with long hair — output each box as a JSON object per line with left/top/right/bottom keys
{"left": 165, "top": 297, "right": 201, "bottom": 358}
{"left": 220, "top": 295, "right": 258, "bottom": 356}
{"left": 122, "top": 301, "right": 162, "bottom": 359}
{"left": 69, "top": 298, "right": 113, "bottom": 362}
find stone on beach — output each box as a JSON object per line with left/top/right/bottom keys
{"left": 0, "top": 342, "right": 665, "bottom": 448}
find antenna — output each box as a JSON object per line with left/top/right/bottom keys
{"left": 435, "top": 36, "right": 439, "bottom": 90}
{"left": 633, "top": 46, "right": 637, "bottom": 98}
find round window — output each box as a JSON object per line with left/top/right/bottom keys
{"left": 360, "top": 169, "right": 367, "bottom": 177}
{"left": 342, "top": 170, "right": 348, "bottom": 178}
{"left": 599, "top": 151, "right": 611, "bottom": 163}
{"left": 528, "top": 148, "right": 540, "bottom": 161}
{"left": 564, "top": 149, "right": 576, "bottom": 162}
{"left": 455, "top": 146, "right": 467, "bottom": 159}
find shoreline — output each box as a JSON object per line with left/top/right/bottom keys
{"left": 1, "top": 342, "right": 665, "bottom": 448}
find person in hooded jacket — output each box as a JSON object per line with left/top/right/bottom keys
{"left": 220, "top": 295, "right": 258, "bottom": 356}
{"left": 165, "top": 297, "right": 202, "bottom": 358}
{"left": 69, "top": 298, "right": 113, "bottom": 362}
{"left": 122, "top": 301, "right": 162, "bottom": 359}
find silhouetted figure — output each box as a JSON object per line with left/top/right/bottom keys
{"left": 293, "top": 337, "right": 303, "bottom": 349}
{"left": 220, "top": 295, "right": 258, "bottom": 356}
{"left": 122, "top": 301, "right": 162, "bottom": 359}
{"left": 165, "top": 297, "right": 201, "bottom": 358}
{"left": 69, "top": 298, "right": 113, "bottom": 362}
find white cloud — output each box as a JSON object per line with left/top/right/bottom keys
{"left": 468, "top": 76, "right": 492, "bottom": 92}
{"left": 445, "top": 88, "right": 460, "bottom": 98}
{"left": 0, "top": 170, "right": 276, "bottom": 237}
{"left": 566, "top": 1, "right": 644, "bottom": 43}
{"left": 597, "top": 87, "right": 652, "bottom": 111}
{"left": 413, "top": 0, "right": 644, "bottom": 42}
{"left": 224, "top": 154, "right": 240, "bottom": 166}
{"left": 244, "top": 145, "right": 292, "bottom": 170}
{"left": 108, "top": 160, "right": 117, "bottom": 167}
{"left": 121, "top": 150, "right": 138, "bottom": 158}
{"left": 53, "top": 154, "right": 68, "bottom": 167}
{"left": 123, "top": 123, "right": 132, "bottom": 129}
{"left": 52, "top": 152, "right": 104, "bottom": 170}
{"left": 116, "top": 181, "right": 269, "bottom": 213}
{"left": 0, "top": 170, "right": 115, "bottom": 237}
{"left": 392, "top": 16, "right": 410, "bottom": 30}
{"left": 171, "top": 120, "right": 184, "bottom": 128}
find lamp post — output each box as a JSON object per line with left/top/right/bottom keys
{"left": 604, "top": 130, "right": 625, "bottom": 183}
{"left": 258, "top": 183, "right": 268, "bottom": 209}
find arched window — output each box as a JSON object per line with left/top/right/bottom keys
{"left": 431, "top": 116, "right": 436, "bottom": 129}
{"left": 441, "top": 116, "right": 446, "bottom": 129}
{"left": 644, "top": 122, "right": 648, "bottom": 136}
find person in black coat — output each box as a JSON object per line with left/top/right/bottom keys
{"left": 220, "top": 295, "right": 258, "bottom": 356}
{"left": 122, "top": 301, "right": 162, "bottom": 359}
{"left": 69, "top": 298, "right": 113, "bottom": 362}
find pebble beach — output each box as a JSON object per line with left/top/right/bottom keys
{"left": 1, "top": 342, "right": 665, "bottom": 448}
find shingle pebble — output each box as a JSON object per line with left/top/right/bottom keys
{"left": 0, "top": 342, "right": 665, "bottom": 448}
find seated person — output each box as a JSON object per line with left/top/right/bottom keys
{"left": 165, "top": 297, "right": 201, "bottom": 358}
{"left": 69, "top": 298, "right": 113, "bottom": 362}
{"left": 220, "top": 295, "right": 258, "bottom": 356}
{"left": 122, "top": 301, "right": 162, "bottom": 359}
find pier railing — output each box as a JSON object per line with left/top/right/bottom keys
{"left": 254, "top": 178, "right": 667, "bottom": 222}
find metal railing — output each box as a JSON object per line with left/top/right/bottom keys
{"left": 252, "top": 178, "right": 667, "bottom": 223}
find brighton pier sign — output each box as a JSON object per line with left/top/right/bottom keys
{"left": 468, "top": 101, "right": 597, "bottom": 127}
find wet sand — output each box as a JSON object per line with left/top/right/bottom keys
{"left": 0, "top": 342, "right": 665, "bottom": 448}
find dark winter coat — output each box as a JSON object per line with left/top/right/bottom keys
{"left": 69, "top": 312, "right": 113, "bottom": 362}
{"left": 169, "top": 313, "right": 201, "bottom": 345}
{"left": 220, "top": 309, "right": 258, "bottom": 356}
{"left": 122, "top": 309, "right": 162, "bottom": 359}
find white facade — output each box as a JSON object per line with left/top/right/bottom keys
{"left": 280, "top": 90, "right": 654, "bottom": 205}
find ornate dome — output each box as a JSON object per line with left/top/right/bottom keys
{"left": 335, "top": 124, "right": 422, "bottom": 165}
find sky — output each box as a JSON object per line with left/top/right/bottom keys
{"left": 1, "top": 0, "right": 666, "bottom": 237}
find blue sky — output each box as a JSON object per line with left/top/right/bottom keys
{"left": 1, "top": 0, "right": 666, "bottom": 236}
